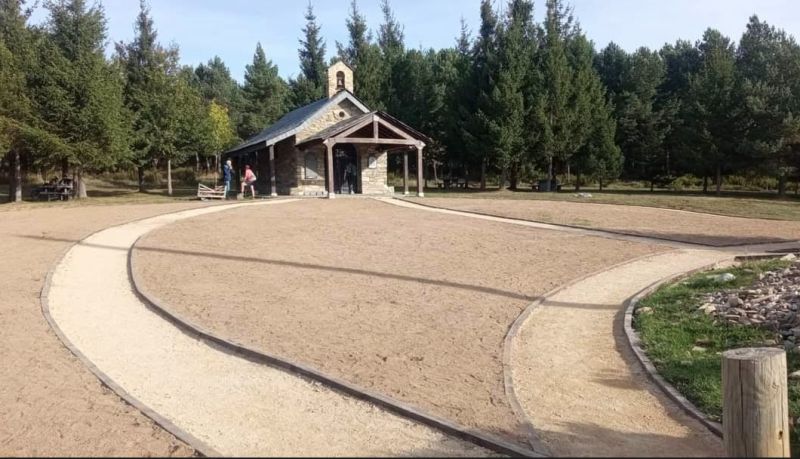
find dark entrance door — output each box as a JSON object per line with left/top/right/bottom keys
{"left": 333, "top": 144, "right": 359, "bottom": 194}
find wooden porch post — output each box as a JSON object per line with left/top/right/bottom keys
{"left": 269, "top": 144, "right": 277, "bottom": 197}
{"left": 417, "top": 144, "right": 425, "bottom": 197}
{"left": 403, "top": 150, "right": 409, "bottom": 196}
{"left": 326, "top": 141, "right": 335, "bottom": 199}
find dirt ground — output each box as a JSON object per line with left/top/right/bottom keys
{"left": 414, "top": 198, "right": 800, "bottom": 247}
{"left": 133, "top": 198, "right": 665, "bottom": 445}
{"left": 0, "top": 201, "right": 210, "bottom": 456}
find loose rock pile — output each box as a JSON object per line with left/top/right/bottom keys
{"left": 698, "top": 256, "right": 800, "bottom": 347}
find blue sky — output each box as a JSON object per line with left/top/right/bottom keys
{"left": 29, "top": 0, "right": 800, "bottom": 82}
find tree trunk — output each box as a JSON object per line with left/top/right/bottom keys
{"left": 715, "top": 163, "right": 722, "bottom": 196}
{"left": 575, "top": 168, "right": 581, "bottom": 192}
{"left": 137, "top": 166, "right": 146, "bottom": 193}
{"left": 9, "top": 150, "right": 22, "bottom": 202}
{"left": 599, "top": 176, "right": 604, "bottom": 191}
{"left": 650, "top": 179, "right": 654, "bottom": 192}
{"left": 432, "top": 161, "right": 439, "bottom": 183}
{"left": 548, "top": 155, "right": 554, "bottom": 185}
{"left": 75, "top": 167, "right": 87, "bottom": 199}
{"left": 167, "top": 159, "right": 173, "bottom": 196}
{"left": 778, "top": 174, "right": 787, "bottom": 197}
{"left": 703, "top": 175, "right": 709, "bottom": 194}
{"left": 499, "top": 167, "right": 507, "bottom": 190}
{"left": 566, "top": 163, "right": 571, "bottom": 186}
{"left": 509, "top": 164, "right": 518, "bottom": 190}
{"left": 480, "top": 158, "right": 486, "bottom": 190}
{"left": 61, "top": 158, "right": 69, "bottom": 179}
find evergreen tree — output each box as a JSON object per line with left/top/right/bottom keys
{"left": 469, "top": 0, "right": 500, "bottom": 189}
{"left": 293, "top": 2, "right": 326, "bottom": 106}
{"left": 194, "top": 56, "right": 243, "bottom": 133}
{"left": 491, "top": 0, "right": 534, "bottom": 189}
{"left": 32, "top": 0, "right": 130, "bottom": 198}
{"left": 535, "top": 0, "right": 574, "bottom": 187}
{"left": 240, "top": 42, "right": 287, "bottom": 139}
{"left": 616, "top": 47, "right": 670, "bottom": 188}
{"left": 335, "top": 0, "right": 383, "bottom": 108}
{"left": 685, "top": 29, "right": 742, "bottom": 194}
{"left": 737, "top": 16, "right": 800, "bottom": 195}
{"left": 442, "top": 18, "right": 475, "bottom": 178}
{"left": 377, "top": 0, "right": 405, "bottom": 115}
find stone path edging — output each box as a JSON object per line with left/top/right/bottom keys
{"left": 395, "top": 198, "right": 791, "bottom": 249}
{"left": 129, "top": 238, "right": 541, "bottom": 458}
{"left": 622, "top": 265, "right": 731, "bottom": 438}
{"left": 39, "top": 205, "right": 230, "bottom": 458}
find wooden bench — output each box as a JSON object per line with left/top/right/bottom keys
{"left": 197, "top": 183, "right": 226, "bottom": 200}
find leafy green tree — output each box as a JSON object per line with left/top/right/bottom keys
{"left": 32, "top": 0, "right": 130, "bottom": 198}
{"left": 441, "top": 18, "right": 475, "bottom": 179}
{"left": 194, "top": 56, "right": 243, "bottom": 134}
{"left": 240, "top": 42, "right": 287, "bottom": 139}
{"left": 292, "top": 2, "right": 326, "bottom": 107}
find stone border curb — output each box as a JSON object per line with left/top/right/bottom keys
{"left": 396, "top": 197, "right": 792, "bottom": 249}
{"left": 622, "top": 263, "right": 732, "bottom": 439}
{"left": 38, "top": 204, "right": 236, "bottom": 458}
{"left": 130, "top": 232, "right": 542, "bottom": 457}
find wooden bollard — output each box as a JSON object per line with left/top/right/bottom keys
{"left": 722, "top": 348, "right": 790, "bottom": 457}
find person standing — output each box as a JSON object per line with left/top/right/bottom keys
{"left": 241, "top": 165, "right": 257, "bottom": 198}
{"left": 223, "top": 159, "right": 233, "bottom": 199}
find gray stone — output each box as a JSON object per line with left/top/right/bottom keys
{"left": 636, "top": 307, "right": 654, "bottom": 316}
{"left": 708, "top": 273, "right": 736, "bottom": 283}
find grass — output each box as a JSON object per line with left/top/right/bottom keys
{"left": 413, "top": 187, "right": 800, "bottom": 221}
{"left": 0, "top": 178, "right": 200, "bottom": 212}
{"left": 635, "top": 259, "right": 800, "bottom": 449}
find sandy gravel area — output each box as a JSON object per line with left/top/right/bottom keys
{"left": 48, "top": 202, "right": 494, "bottom": 457}
{"left": 133, "top": 198, "right": 665, "bottom": 445}
{"left": 510, "top": 249, "right": 729, "bottom": 456}
{"left": 0, "top": 202, "right": 210, "bottom": 456}
{"left": 414, "top": 198, "right": 800, "bottom": 247}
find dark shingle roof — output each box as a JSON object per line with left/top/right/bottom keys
{"left": 224, "top": 90, "right": 369, "bottom": 156}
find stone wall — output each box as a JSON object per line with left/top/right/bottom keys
{"left": 294, "top": 146, "right": 327, "bottom": 196}
{"left": 358, "top": 146, "right": 390, "bottom": 195}
{"left": 326, "top": 61, "right": 354, "bottom": 98}
{"left": 296, "top": 99, "right": 363, "bottom": 142}
{"left": 274, "top": 138, "right": 297, "bottom": 195}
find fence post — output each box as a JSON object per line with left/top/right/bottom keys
{"left": 723, "top": 347, "right": 790, "bottom": 457}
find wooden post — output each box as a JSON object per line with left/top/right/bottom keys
{"left": 416, "top": 144, "right": 424, "bottom": 198}
{"left": 403, "top": 150, "right": 409, "bottom": 196}
{"left": 326, "top": 141, "right": 335, "bottom": 199}
{"left": 723, "top": 348, "right": 790, "bottom": 458}
{"left": 269, "top": 144, "right": 277, "bottom": 197}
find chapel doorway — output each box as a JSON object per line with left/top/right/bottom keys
{"left": 333, "top": 144, "right": 360, "bottom": 194}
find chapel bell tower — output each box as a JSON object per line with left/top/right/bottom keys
{"left": 327, "top": 61, "right": 354, "bottom": 98}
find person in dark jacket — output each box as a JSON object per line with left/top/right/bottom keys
{"left": 223, "top": 159, "right": 233, "bottom": 198}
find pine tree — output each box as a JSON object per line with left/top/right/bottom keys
{"left": 193, "top": 56, "right": 243, "bottom": 134}
{"left": 293, "top": 2, "right": 326, "bottom": 106}
{"left": 737, "top": 16, "right": 800, "bottom": 195}
{"left": 240, "top": 42, "right": 287, "bottom": 139}
{"left": 491, "top": 0, "right": 534, "bottom": 189}
{"left": 335, "top": 0, "right": 384, "bottom": 108}
{"left": 536, "top": 0, "right": 574, "bottom": 188}
{"left": 442, "top": 18, "right": 475, "bottom": 178}
{"left": 32, "top": 0, "right": 130, "bottom": 198}
{"left": 469, "top": 0, "right": 500, "bottom": 189}
{"left": 685, "top": 29, "right": 742, "bottom": 195}
{"left": 377, "top": 0, "right": 405, "bottom": 115}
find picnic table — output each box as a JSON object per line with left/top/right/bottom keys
{"left": 32, "top": 178, "right": 74, "bottom": 201}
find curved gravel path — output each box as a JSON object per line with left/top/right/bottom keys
{"left": 45, "top": 201, "right": 494, "bottom": 457}
{"left": 508, "top": 250, "right": 729, "bottom": 457}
